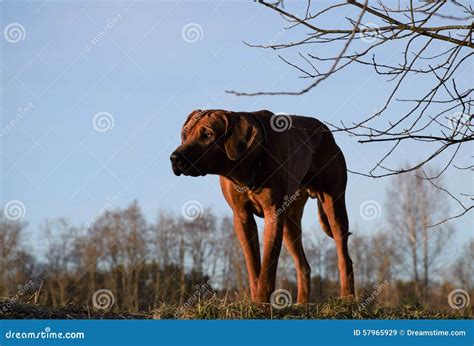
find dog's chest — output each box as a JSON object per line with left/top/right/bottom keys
{"left": 247, "top": 190, "right": 265, "bottom": 218}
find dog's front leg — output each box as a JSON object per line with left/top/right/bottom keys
{"left": 233, "top": 210, "right": 261, "bottom": 301}
{"left": 256, "top": 208, "right": 285, "bottom": 303}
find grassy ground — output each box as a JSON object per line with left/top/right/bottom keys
{"left": 1, "top": 297, "right": 471, "bottom": 319}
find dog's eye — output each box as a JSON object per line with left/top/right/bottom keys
{"left": 201, "top": 129, "right": 212, "bottom": 139}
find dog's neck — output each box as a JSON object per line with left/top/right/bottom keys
{"left": 223, "top": 152, "right": 265, "bottom": 191}
{"left": 223, "top": 114, "right": 267, "bottom": 190}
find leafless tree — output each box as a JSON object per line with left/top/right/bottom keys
{"left": 386, "top": 169, "right": 453, "bottom": 300}
{"left": 229, "top": 0, "right": 473, "bottom": 223}
{"left": 450, "top": 239, "right": 474, "bottom": 290}
{"left": 42, "top": 219, "right": 77, "bottom": 305}
{"left": 0, "top": 213, "right": 28, "bottom": 295}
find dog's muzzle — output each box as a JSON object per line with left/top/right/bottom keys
{"left": 170, "top": 150, "right": 203, "bottom": 177}
{"left": 170, "top": 151, "right": 185, "bottom": 176}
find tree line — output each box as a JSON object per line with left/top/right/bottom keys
{"left": 0, "top": 170, "right": 471, "bottom": 312}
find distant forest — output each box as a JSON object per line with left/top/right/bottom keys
{"left": 1, "top": 170, "right": 472, "bottom": 312}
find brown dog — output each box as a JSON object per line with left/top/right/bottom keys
{"left": 170, "top": 109, "right": 354, "bottom": 303}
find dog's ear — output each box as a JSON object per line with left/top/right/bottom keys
{"left": 224, "top": 113, "right": 258, "bottom": 161}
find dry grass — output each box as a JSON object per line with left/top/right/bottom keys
{"left": 1, "top": 297, "right": 471, "bottom": 319}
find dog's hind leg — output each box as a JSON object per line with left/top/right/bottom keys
{"left": 318, "top": 189, "right": 355, "bottom": 297}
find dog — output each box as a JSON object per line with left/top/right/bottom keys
{"left": 170, "top": 109, "right": 354, "bottom": 303}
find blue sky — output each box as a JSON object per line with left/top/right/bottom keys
{"left": 1, "top": 1, "right": 472, "bottom": 255}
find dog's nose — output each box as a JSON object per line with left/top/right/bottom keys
{"left": 170, "top": 151, "right": 183, "bottom": 164}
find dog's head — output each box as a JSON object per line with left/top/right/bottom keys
{"left": 170, "top": 109, "right": 260, "bottom": 177}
